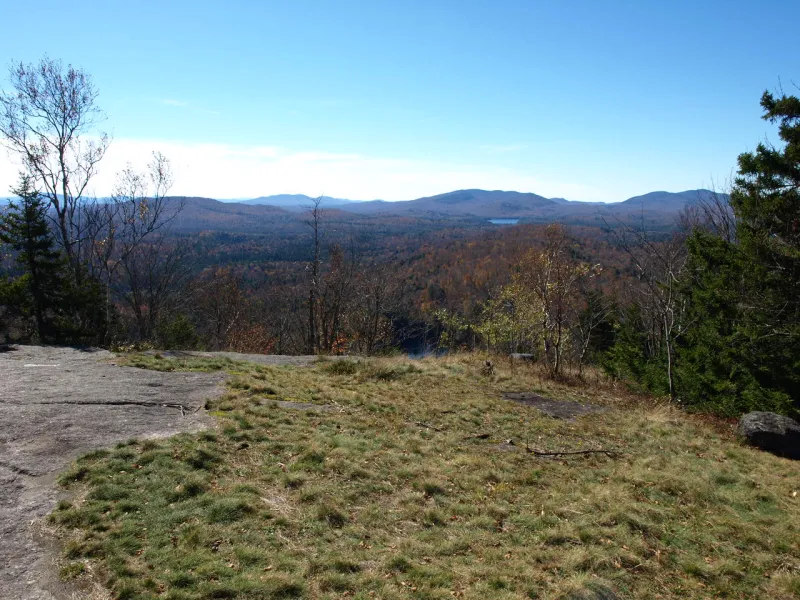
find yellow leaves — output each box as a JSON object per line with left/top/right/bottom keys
{"left": 138, "top": 198, "right": 150, "bottom": 221}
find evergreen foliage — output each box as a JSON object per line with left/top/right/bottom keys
{"left": 577, "top": 290, "right": 616, "bottom": 363}
{"left": 601, "top": 304, "right": 670, "bottom": 397}
{"left": 0, "top": 273, "right": 29, "bottom": 342}
{"left": 156, "top": 313, "right": 200, "bottom": 350}
{"left": 0, "top": 175, "right": 107, "bottom": 344}
{"left": 677, "top": 90, "right": 800, "bottom": 417}
{"left": 0, "top": 176, "right": 65, "bottom": 341}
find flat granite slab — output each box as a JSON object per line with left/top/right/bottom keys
{"left": 502, "top": 392, "right": 607, "bottom": 420}
{"left": 0, "top": 345, "right": 225, "bottom": 600}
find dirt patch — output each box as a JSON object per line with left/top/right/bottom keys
{"left": 494, "top": 441, "right": 519, "bottom": 452}
{"left": 0, "top": 345, "right": 225, "bottom": 600}
{"left": 502, "top": 392, "right": 607, "bottom": 420}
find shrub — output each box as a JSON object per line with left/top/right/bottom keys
{"left": 157, "top": 314, "right": 200, "bottom": 350}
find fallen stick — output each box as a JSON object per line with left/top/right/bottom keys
{"left": 525, "top": 446, "right": 621, "bottom": 458}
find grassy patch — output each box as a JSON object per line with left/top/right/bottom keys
{"left": 120, "top": 353, "right": 247, "bottom": 373}
{"left": 51, "top": 354, "right": 800, "bottom": 599}
{"left": 320, "top": 358, "right": 361, "bottom": 376}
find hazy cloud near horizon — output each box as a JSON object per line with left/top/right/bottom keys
{"left": 0, "top": 138, "right": 613, "bottom": 202}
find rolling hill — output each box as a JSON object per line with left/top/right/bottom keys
{"left": 2, "top": 189, "right": 729, "bottom": 233}
{"left": 223, "top": 188, "right": 727, "bottom": 221}
{"left": 166, "top": 197, "right": 294, "bottom": 232}
{"left": 336, "top": 188, "right": 728, "bottom": 220}
{"left": 240, "top": 194, "right": 367, "bottom": 211}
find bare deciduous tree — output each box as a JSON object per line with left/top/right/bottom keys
{"left": 678, "top": 186, "right": 736, "bottom": 243}
{"left": 318, "top": 244, "right": 355, "bottom": 353}
{"left": 606, "top": 215, "right": 691, "bottom": 400}
{"left": 193, "top": 267, "right": 248, "bottom": 350}
{"left": 573, "top": 288, "right": 613, "bottom": 376}
{"left": 0, "top": 57, "right": 110, "bottom": 269}
{"left": 118, "top": 234, "right": 195, "bottom": 342}
{"left": 78, "top": 153, "right": 184, "bottom": 335}
{"left": 101, "top": 156, "right": 190, "bottom": 342}
{"left": 516, "top": 224, "right": 590, "bottom": 377}
{"left": 348, "top": 261, "right": 402, "bottom": 355}
{"left": 304, "top": 197, "right": 324, "bottom": 353}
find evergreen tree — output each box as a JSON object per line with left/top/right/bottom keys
{"left": 0, "top": 175, "right": 64, "bottom": 341}
{"left": 0, "top": 175, "right": 109, "bottom": 345}
{"left": 732, "top": 92, "right": 800, "bottom": 348}
{"left": 0, "top": 273, "right": 30, "bottom": 342}
{"left": 678, "top": 90, "right": 800, "bottom": 416}
{"left": 601, "top": 304, "right": 671, "bottom": 396}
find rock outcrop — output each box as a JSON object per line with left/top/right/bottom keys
{"left": 738, "top": 411, "right": 800, "bottom": 459}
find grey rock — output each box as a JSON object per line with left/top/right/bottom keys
{"left": 503, "top": 392, "right": 607, "bottom": 420}
{"left": 738, "top": 411, "right": 800, "bottom": 459}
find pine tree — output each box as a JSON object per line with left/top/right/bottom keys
{"left": 0, "top": 273, "right": 30, "bottom": 342}
{"left": 732, "top": 91, "right": 800, "bottom": 338}
{"left": 0, "top": 175, "right": 64, "bottom": 341}
{"left": 678, "top": 90, "right": 800, "bottom": 416}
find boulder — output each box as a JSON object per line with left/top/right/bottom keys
{"left": 738, "top": 411, "right": 800, "bottom": 459}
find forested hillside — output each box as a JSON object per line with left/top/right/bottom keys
{"left": 2, "top": 2, "right": 800, "bottom": 594}
{"left": 1, "top": 58, "right": 798, "bottom": 419}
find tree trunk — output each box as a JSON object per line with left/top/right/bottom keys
{"left": 664, "top": 315, "right": 675, "bottom": 401}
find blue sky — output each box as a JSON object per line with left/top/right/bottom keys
{"left": 1, "top": 0, "right": 797, "bottom": 201}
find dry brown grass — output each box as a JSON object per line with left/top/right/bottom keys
{"left": 49, "top": 353, "right": 800, "bottom": 599}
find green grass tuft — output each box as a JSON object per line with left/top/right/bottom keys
{"left": 316, "top": 504, "right": 348, "bottom": 528}
{"left": 321, "top": 359, "right": 360, "bottom": 375}
{"left": 59, "top": 562, "right": 85, "bottom": 580}
{"left": 207, "top": 498, "right": 256, "bottom": 523}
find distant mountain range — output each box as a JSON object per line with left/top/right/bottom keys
{"left": 2, "top": 189, "right": 730, "bottom": 233}
{"left": 237, "top": 188, "right": 728, "bottom": 219}
{"left": 165, "top": 197, "right": 294, "bottom": 233}
{"left": 241, "top": 195, "right": 367, "bottom": 211}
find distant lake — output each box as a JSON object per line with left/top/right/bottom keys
{"left": 488, "top": 218, "right": 519, "bottom": 225}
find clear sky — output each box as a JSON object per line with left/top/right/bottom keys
{"left": 0, "top": 0, "right": 797, "bottom": 201}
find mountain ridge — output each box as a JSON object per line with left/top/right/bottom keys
{"left": 2, "top": 189, "right": 730, "bottom": 231}
{"left": 241, "top": 194, "right": 372, "bottom": 211}
{"left": 232, "top": 188, "right": 726, "bottom": 218}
